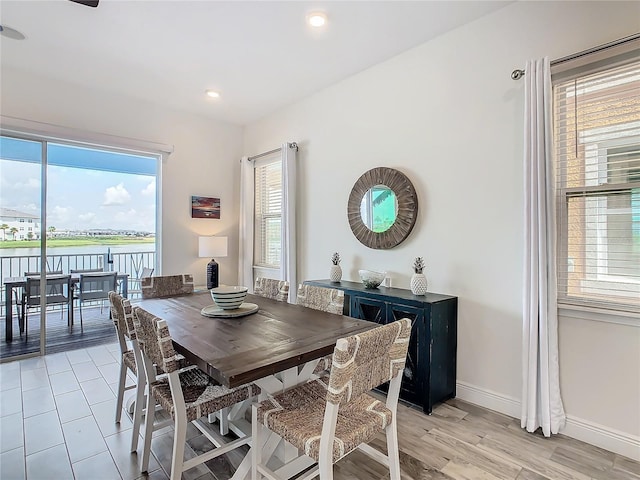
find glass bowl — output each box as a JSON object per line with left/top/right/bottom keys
{"left": 358, "top": 269, "right": 385, "bottom": 289}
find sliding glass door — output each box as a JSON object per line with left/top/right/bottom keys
{"left": 0, "top": 134, "right": 159, "bottom": 361}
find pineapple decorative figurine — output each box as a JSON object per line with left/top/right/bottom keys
{"left": 410, "top": 257, "right": 428, "bottom": 295}
{"left": 329, "top": 252, "right": 342, "bottom": 283}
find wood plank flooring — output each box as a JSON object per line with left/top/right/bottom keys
{"left": 1, "top": 304, "right": 117, "bottom": 360}
{"left": 1, "top": 342, "right": 639, "bottom": 479}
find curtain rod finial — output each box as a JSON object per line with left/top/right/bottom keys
{"left": 512, "top": 69, "right": 525, "bottom": 80}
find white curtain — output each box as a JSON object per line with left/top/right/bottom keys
{"left": 281, "top": 143, "right": 297, "bottom": 303}
{"left": 238, "top": 156, "right": 254, "bottom": 291}
{"left": 521, "top": 57, "right": 566, "bottom": 437}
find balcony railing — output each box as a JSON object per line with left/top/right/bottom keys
{"left": 0, "top": 250, "right": 156, "bottom": 317}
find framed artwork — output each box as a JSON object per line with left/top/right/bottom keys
{"left": 191, "top": 196, "right": 221, "bottom": 219}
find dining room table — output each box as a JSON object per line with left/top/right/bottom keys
{"left": 3, "top": 272, "right": 129, "bottom": 342}
{"left": 136, "top": 290, "right": 378, "bottom": 480}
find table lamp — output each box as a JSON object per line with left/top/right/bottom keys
{"left": 198, "top": 236, "right": 228, "bottom": 289}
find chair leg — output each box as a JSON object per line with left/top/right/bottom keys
{"left": 170, "top": 409, "right": 188, "bottom": 480}
{"left": 130, "top": 370, "right": 146, "bottom": 453}
{"left": 140, "top": 385, "right": 156, "bottom": 473}
{"left": 386, "top": 419, "right": 401, "bottom": 480}
{"left": 251, "top": 405, "right": 261, "bottom": 480}
{"left": 79, "top": 302, "right": 83, "bottom": 332}
{"left": 115, "top": 361, "right": 128, "bottom": 423}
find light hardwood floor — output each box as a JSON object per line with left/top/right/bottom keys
{"left": 1, "top": 343, "right": 638, "bottom": 480}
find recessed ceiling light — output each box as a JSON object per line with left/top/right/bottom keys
{"left": 307, "top": 12, "right": 327, "bottom": 28}
{"left": 0, "top": 25, "right": 26, "bottom": 40}
{"left": 205, "top": 90, "right": 220, "bottom": 99}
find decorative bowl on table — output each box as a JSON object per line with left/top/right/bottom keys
{"left": 358, "top": 269, "right": 386, "bottom": 289}
{"left": 210, "top": 286, "right": 248, "bottom": 310}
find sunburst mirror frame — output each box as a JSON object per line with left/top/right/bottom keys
{"left": 347, "top": 167, "right": 419, "bottom": 249}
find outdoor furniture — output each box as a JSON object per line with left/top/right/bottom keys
{"left": 70, "top": 268, "right": 104, "bottom": 274}
{"left": 20, "top": 274, "right": 72, "bottom": 338}
{"left": 253, "top": 277, "right": 289, "bottom": 302}
{"left": 75, "top": 272, "right": 117, "bottom": 328}
{"left": 140, "top": 274, "right": 194, "bottom": 299}
{"left": 251, "top": 318, "right": 412, "bottom": 480}
{"left": 3, "top": 273, "right": 129, "bottom": 342}
{"left": 132, "top": 305, "right": 260, "bottom": 479}
{"left": 13, "top": 270, "right": 63, "bottom": 323}
{"left": 128, "top": 267, "right": 154, "bottom": 297}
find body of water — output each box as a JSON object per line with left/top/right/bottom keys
{"left": 0, "top": 243, "right": 155, "bottom": 257}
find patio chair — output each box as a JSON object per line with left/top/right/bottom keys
{"left": 76, "top": 272, "right": 117, "bottom": 328}
{"left": 132, "top": 306, "right": 260, "bottom": 479}
{"left": 296, "top": 284, "right": 345, "bottom": 374}
{"left": 14, "top": 270, "right": 63, "bottom": 327}
{"left": 253, "top": 277, "right": 289, "bottom": 302}
{"left": 251, "top": 318, "right": 412, "bottom": 480}
{"left": 128, "top": 267, "right": 154, "bottom": 297}
{"left": 70, "top": 268, "right": 104, "bottom": 274}
{"left": 21, "top": 274, "right": 72, "bottom": 338}
{"left": 141, "top": 274, "right": 194, "bottom": 299}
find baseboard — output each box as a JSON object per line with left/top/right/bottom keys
{"left": 455, "top": 381, "right": 640, "bottom": 461}
{"left": 456, "top": 380, "right": 521, "bottom": 418}
{"left": 563, "top": 415, "right": 640, "bottom": 462}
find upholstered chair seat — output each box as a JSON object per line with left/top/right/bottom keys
{"left": 256, "top": 377, "right": 392, "bottom": 462}
{"left": 150, "top": 365, "right": 260, "bottom": 423}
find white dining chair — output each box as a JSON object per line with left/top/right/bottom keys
{"left": 252, "top": 318, "right": 412, "bottom": 480}
{"left": 132, "top": 305, "right": 260, "bottom": 479}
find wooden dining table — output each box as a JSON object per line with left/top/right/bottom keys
{"left": 136, "top": 291, "right": 378, "bottom": 480}
{"left": 137, "top": 291, "right": 377, "bottom": 389}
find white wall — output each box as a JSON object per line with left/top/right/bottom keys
{"left": 243, "top": 1, "right": 640, "bottom": 458}
{"left": 0, "top": 67, "right": 243, "bottom": 287}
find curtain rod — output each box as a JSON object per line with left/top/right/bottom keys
{"left": 246, "top": 142, "right": 298, "bottom": 161}
{"left": 510, "top": 33, "right": 640, "bottom": 80}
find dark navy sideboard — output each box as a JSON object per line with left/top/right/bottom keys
{"left": 304, "top": 279, "right": 458, "bottom": 414}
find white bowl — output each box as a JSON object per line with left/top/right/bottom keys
{"left": 210, "top": 286, "right": 248, "bottom": 310}
{"left": 358, "top": 269, "right": 385, "bottom": 289}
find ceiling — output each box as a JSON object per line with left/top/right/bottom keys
{"left": 0, "top": 1, "right": 510, "bottom": 125}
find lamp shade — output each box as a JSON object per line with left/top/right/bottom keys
{"left": 199, "top": 236, "right": 228, "bottom": 258}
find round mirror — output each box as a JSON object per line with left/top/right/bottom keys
{"left": 348, "top": 167, "right": 418, "bottom": 249}
{"left": 360, "top": 185, "right": 398, "bottom": 233}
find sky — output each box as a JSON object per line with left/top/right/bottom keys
{"left": 0, "top": 159, "right": 156, "bottom": 233}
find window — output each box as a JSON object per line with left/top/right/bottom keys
{"left": 253, "top": 158, "right": 282, "bottom": 268}
{"left": 554, "top": 60, "right": 640, "bottom": 313}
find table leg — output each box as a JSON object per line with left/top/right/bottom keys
{"left": 5, "top": 286, "right": 13, "bottom": 342}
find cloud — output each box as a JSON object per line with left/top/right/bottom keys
{"left": 141, "top": 180, "right": 155, "bottom": 196}
{"left": 15, "top": 178, "right": 40, "bottom": 189}
{"left": 79, "top": 212, "right": 96, "bottom": 222}
{"left": 103, "top": 183, "right": 131, "bottom": 206}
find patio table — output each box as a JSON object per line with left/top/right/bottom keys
{"left": 3, "top": 273, "right": 129, "bottom": 342}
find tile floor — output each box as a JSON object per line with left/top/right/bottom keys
{"left": 0, "top": 342, "right": 236, "bottom": 480}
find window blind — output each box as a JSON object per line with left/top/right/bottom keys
{"left": 254, "top": 159, "right": 282, "bottom": 268}
{"left": 554, "top": 60, "right": 640, "bottom": 313}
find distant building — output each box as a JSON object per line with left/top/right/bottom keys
{"left": 0, "top": 208, "right": 40, "bottom": 240}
